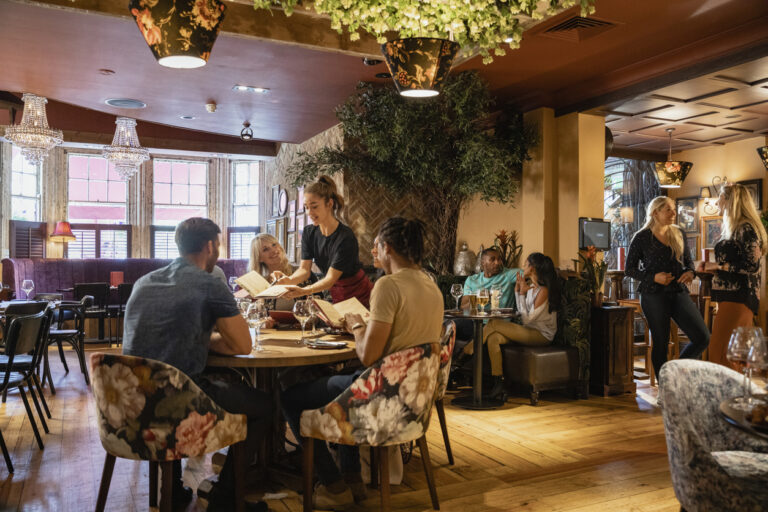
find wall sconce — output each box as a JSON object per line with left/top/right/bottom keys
{"left": 699, "top": 186, "right": 711, "bottom": 199}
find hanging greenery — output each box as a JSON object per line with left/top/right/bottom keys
{"left": 284, "top": 71, "right": 537, "bottom": 274}
{"left": 252, "top": 0, "right": 596, "bottom": 63}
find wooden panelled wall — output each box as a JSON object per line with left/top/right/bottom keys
{"left": 0, "top": 141, "right": 261, "bottom": 260}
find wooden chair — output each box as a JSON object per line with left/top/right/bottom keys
{"left": 74, "top": 283, "right": 111, "bottom": 343}
{"left": 1, "top": 301, "right": 50, "bottom": 404}
{"left": 89, "top": 353, "right": 248, "bottom": 512}
{"left": 44, "top": 295, "right": 93, "bottom": 390}
{"left": 300, "top": 342, "right": 442, "bottom": 512}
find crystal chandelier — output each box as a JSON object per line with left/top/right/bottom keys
{"left": 4, "top": 93, "right": 63, "bottom": 165}
{"left": 102, "top": 117, "right": 150, "bottom": 180}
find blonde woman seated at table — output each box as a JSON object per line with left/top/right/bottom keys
{"left": 464, "top": 252, "right": 560, "bottom": 400}
{"left": 246, "top": 233, "right": 297, "bottom": 311}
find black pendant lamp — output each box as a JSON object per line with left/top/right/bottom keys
{"left": 757, "top": 146, "right": 768, "bottom": 170}
{"left": 129, "top": 0, "right": 227, "bottom": 69}
{"left": 381, "top": 38, "right": 460, "bottom": 98}
{"left": 654, "top": 128, "right": 693, "bottom": 188}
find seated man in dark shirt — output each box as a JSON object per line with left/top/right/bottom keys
{"left": 123, "top": 217, "right": 271, "bottom": 511}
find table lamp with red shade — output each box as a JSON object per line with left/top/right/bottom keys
{"left": 49, "top": 221, "right": 76, "bottom": 243}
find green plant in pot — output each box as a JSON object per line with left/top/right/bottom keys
{"left": 285, "top": 71, "right": 537, "bottom": 274}
{"left": 579, "top": 246, "right": 607, "bottom": 306}
{"left": 493, "top": 229, "right": 523, "bottom": 268}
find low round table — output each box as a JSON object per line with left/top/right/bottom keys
{"left": 444, "top": 309, "right": 518, "bottom": 410}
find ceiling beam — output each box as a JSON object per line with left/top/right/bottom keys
{"left": 9, "top": 0, "right": 383, "bottom": 58}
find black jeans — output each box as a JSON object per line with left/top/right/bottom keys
{"left": 180, "top": 375, "right": 273, "bottom": 494}
{"left": 640, "top": 290, "right": 710, "bottom": 381}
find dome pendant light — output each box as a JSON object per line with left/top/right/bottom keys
{"left": 129, "top": 0, "right": 227, "bottom": 68}
{"left": 757, "top": 145, "right": 768, "bottom": 171}
{"left": 654, "top": 128, "right": 693, "bottom": 188}
{"left": 381, "top": 38, "right": 460, "bottom": 98}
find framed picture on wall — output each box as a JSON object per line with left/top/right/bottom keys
{"left": 297, "top": 213, "right": 305, "bottom": 234}
{"left": 675, "top": 196, "right": 699, "bottom": 233}
{"left": 266, "top": 220, "right": 276, "bottom": 237}
{"left": 702, "top": 216, "right": 723, "bottom": 249}
{"left": 288, "top": 200, "right": 296, "bottom": 232}
{"left": 685, "top": 235, "right": 700, "bottom": 261}
{"left": 271, "top": 185, "right": 280, "bottom": 217}
{"left": 276, "top": 218, "right": 286, "bottom": 247}
{"left": 738, "top": 179, "right": 762, "bottom": 210}
{"left": 287, "top": 232, "right": 296, "bottom": 263}
{"left": 297, "top": 186, "right": 305, "bottom": 212}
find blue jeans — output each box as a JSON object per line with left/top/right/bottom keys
{"left": 640, "top": 290, "right": 710, "bottom": 380}
{"left": 281, "top": 371, "right": 363, "bottom": 485}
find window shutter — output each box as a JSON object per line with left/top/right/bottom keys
{"left": 100, "top": 229, "right": 130, "bottom": 259}
{"left": 9, "top": 220, "right": 47, "bottom": 258}
{"left": 151, "top": 227, "right": 178, "bottom": 259}
{"left": 68, "top": 229, "right": 97, "bottom": 259}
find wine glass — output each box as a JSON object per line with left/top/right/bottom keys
{"left": 293, "top": 300, "right": 311, "bottom": 345}
{"left": 476, "top": 288, "right": 490, "bottom": 315}
{"left": 247, "top": 300, "right": 269, "bottom": 352}
{"left": 747, "top": 335, "right": 768, "bottom": 403}
{"left": 727, "top": 327, "right": 756, "bottom": 410}
{"left": 237, "top": 298, "right": 252, "bottom": 318}
{"left": 450, "top": 283, "right": 463, "bottom": 311}
{"left": 228, "top": 277, "right": 238, "bottom": 293}
{"left": 307, "top": 300, "right": 321, "bottom": 335}
{"left": 21, "top": 279, "right": 34, "bottom": 300}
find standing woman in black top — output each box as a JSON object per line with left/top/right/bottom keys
{"left": 699, "top": 183, "right": 767, "bottom": 366}
{"left": 625, "top": 196, "right": 710, "bottom": 382}
{"left": 274, "top": 176, "right": 374, "bottom": 307}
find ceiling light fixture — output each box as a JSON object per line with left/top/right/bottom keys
{"left": 381, "top": 37, "right": 460, "bottom": 98}
{"left": 653, "top": 128, "right": 693, "bottom": 188}
{"left": 102, "top": 117, "right": 150, "bottom": 180}
{"left": 3, "top": 93, "right": 63, "bottom": 165}
{"left": 129, "top": 0, "right": 227, "bottom": 69}
{"left": 232, "top": 85, "right": 270, "bottom": 94}
{"left": 105, "top": 98, "right": 146, "bottom": 109}
{"left": 240, "top": 122, "right": 253, "bottom": 141}
{"left": 98, "top": 68, "right": 116, "bottom": 76}
{"left": 179, "top": 115, "right": 196, "bottom": 120}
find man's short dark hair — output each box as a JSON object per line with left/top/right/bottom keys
{"left": 481, "top": 247, "right": 501, "bottom": 259}
{"left": 175, "top": 218, "right": 221, "bottom": 255}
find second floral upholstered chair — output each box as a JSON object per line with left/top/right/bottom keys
{"left": 90, "top": 353, "right": 248, "bottom": 512}
{"left": 300, "top": 342, "right": 442, "bottom": 512}
{"left": 434, "top": 320, "right": 456, "bottom": 465}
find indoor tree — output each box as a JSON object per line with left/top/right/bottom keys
{"left": 285, "top": 70, "right": 537, "bottom": 274}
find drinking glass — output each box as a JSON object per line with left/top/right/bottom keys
{"left": 237, "top": 298, "right": 252, "bottom": 318}
{"left": 21, "top": 279, "right": 34, "bottom": 300}
{"left": 293, "top": 300, "right": 311, "bottom": 345}
{"left": 490, "top": 285, "right": 501, "bottom": 314}
{"left": 247, "top": 300, "right": 269, "bottom": 352}
{"left": 727, "top": 327, "right": 756, "bottom": 410}
{"left": 308, "top": 300, "right": 321, "bottom": 335}
{"left": 228, "top": 276, "right": 238, "bottom": 293}
{"left": 477, "top": 288, "right": 490, "bottom": 315}
{"left": 450, "top": 284, "right": 463, "bottom": 311}
{"left": 747, "top": 336, "right": 768, "bottom": 402}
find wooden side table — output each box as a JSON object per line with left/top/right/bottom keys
{"left": 590, "top": 305, "right": 636, "bottom": 397}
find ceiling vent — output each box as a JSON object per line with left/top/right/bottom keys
{"left": 539, "top": 16, "right": 616, "bottom": 42}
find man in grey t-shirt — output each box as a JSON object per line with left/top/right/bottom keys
{"left": 123, "top": 218, "right": 271, "bottom": 511}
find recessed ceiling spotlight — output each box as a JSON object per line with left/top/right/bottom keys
{"left": 232, "top": 85, "right": 270, "bottom": 94}
{"left": 363, "top": 57, "right": 383, "bottom": 66}
{"left": 180, "top": 115, "right": 196, "bottom": 120}
{"left": 375, "top": 72, "right": 392, "bottom": 79}
{"left": 98, "top": 68, "right": 115, "bottom": 76}
{"left": 105, "top": 98, "right": 146, "bottom": 109}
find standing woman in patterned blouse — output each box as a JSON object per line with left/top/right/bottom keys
{"left": 700, "top": 183, "right": 767, "bottom": 365}
{"left": 625, "top": 196, "right": 710, "bottom": 383}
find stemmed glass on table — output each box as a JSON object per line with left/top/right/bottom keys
{"left": 727, "top": 327, "right": 762, "bottom": 410}
{"left": 450, "top": 284, "right": 463, "bottom": 312}
{"left": 228, "top": 277, "right": 238, "bottom": 293}
{"left": 237, "top": 298, "right": 251, "bottom": 318}
{"left": 307, "top": 300, "right": 321, "bottom": 336}
{"left": 21, "top": 279, "right": 34, "bottom": 300}
{"left": 476, "top": 288, "right": 490, "bottom": 315}
{"left": 293, "top": 300, "right": 311, "bottom": 345}
{"left": 247, "top": 300, "right": 269, "bottom": 352}
{"left": 747, "top": 335, "right": 768, "bottom": 402}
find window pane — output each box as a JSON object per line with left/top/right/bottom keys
{"left": 21, "top": 174, "right": 37, "bottom": 197}
{"left": 234, "top": 206, "right": 259, "bottom": 227}
{"left": 154, "top": 160, "right": 172, "bottom": 182}
{"left": 12, "top": 198, "right": 38, "bottom": 221}
{"left": 235, "top": 165, "right": 249, "bottom": 185}
{"left": 189, "top": 163, "right": 207, "bottom": 185}
{"left": 171, "top": 184, "right": 188, "bottom": 204}
{"left": 107, "top": 162, "right": 121, "bottom": 181}
{"left": 171, "top": 162, "right": 189, "bottom": 184}
{"left": 89, "top": 180, "right": 108, "bottom": 202}
{"left": 154, "top": 183, "right": 171, "bottom": 204}
{"left": 69, "top": 204, "right": 126, "bottom": 224}
{"left": 69, "top": 156, "right": 89, "bottom": 179}
{"left": 189, "top": 185, "right": 206, "bottom": 205}
{"left": 69, "top": 179, "right": 89, "bottom": 201}
{"left": 108, "top": 181, "right": 126, "bottom": 203}
{"left": 234, "top": 185, "right": 248, "bottom": 205}
{"left": 249, "top": 164, "right": 259, "bottom": 184}
{"left": 100, "top": 230, "right": 129, "bottom": 259}
{"left": 248, "top": 185, "right": 259, "bottom": 203}
{"left": 89, "top": 158, "right": 108, "bottom": 180}
{"left": 154, "top": 206, "right": 206, "bottom": 225}
{"left": 11, "top": 173, "right": 22, "bottom": 196}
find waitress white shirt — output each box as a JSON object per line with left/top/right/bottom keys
{"left": 515, "top": 286, "right": 557, "bottom": 341}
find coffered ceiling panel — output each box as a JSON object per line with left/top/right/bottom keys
{"left": 713, "top": 59, "right": 768, "bottom": 84}
{"left": 604, "top": 117, "right": 663, "bottom": 132}
{"left": 723, "top": 117, "right": 768, "bottom": 133}
{"left": 633, "top": 124, "right": 703, "bottom": 138}
{"left": 699, "top": 88, "right": 768, "bottom": 109}
{"left": 643, "top": 104, "right": 718, "bottom": 122}
{"left": 603, "top": 98, "right": 674, "bottom": 116}
{"left": 677, "top": 127, "right": 742, "bottom": 143}
{"left": 652, "top": 83, "right": 736, "bottom": 102}
{"left": 685, "top": 111, "right": 754, "bottom": 127}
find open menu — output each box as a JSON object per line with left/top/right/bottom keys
{"left": 234, "top": 270, "right": 291, "bottom": 299}
{"left": 311, "top": 297, "right": 371, "bottom": 329}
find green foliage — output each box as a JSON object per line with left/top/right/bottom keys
{"left": 252, "top": 0, "right": 596, "bottom": 64}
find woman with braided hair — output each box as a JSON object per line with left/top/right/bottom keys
{"left": 274, "top": 175, "right": 374, "bottom": 307}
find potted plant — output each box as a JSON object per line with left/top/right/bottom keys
{"left": 579, "top": 246, "right": 607, "bottom": 306}
{"left": 493, "top": 229, "right": 523, "bottom": 268}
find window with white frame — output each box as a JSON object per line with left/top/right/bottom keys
{"left": 153, "top": 159, "right": 208, "bottom": 226}
{"left": 232, "top": 161, "right": 260, "bottom": 226}
{"left": 67, "top": 154, "right": 127, "bottom": 224}
{"left": 10, "top": 145, "right": 41, "bottom": 221}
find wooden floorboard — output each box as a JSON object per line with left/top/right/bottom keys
{"left": 0, "top": 348, "right": 679, "bottom": 511}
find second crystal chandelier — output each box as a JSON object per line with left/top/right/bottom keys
{"left": 102, "top": 117, "right": 150, "bottom": 180}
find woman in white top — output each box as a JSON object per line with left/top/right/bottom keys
{"left": 247, "top": 233, "right": 297, "bottom": 313}
{"left": 480, "top": 252, "right": 561, "bottom": 399}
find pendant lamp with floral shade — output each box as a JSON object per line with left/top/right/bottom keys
{"left": 654, "top": 128, "right": 693, "bottom": 188}
{"left": 758, "top": 145, "right": 768, "bottom": 170}
{"left": 129, "top": 0, "right": 227, "bottom": 68}
{"left": 381, "top": 38, "right": 460, "bottom": 97}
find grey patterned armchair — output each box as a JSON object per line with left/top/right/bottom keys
{"left": 659, "top": 360, "right": 768, "bottom": 512}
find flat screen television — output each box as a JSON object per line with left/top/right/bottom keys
{"left": 579, "top": 217, "right": 611, "bottom": 251}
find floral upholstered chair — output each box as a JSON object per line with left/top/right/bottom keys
{"left": 89, "top": 353, "right": 248, "bottom": 512}
{"left": 300, "top": 342, "right": 442, "bottom": 512}
{"left": 434, "top": 321, "right": 456, "bottom": 465}
{"left": 659, "top": 359, "right": 768, "bottom": 512}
